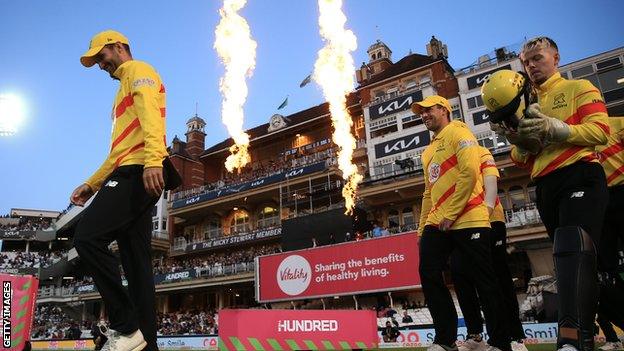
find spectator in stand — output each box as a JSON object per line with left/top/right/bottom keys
{"left": 92, "top": 320, "right": 109, "bottom": 351}
{"left": 372, "top": 223, "right": 383, "bottom": 238}
{"left": 328, "top": 233, "right": 336, "bottom": 245}
{"left": 382, "top": 321, "right": 400, "bottom": 343}
{"left": 345, "top": 232, "right": 352, "bottom": 242}
{"left": 381, "top": 226, "right": 390, "bottom": 236}
{"left": 401, "top": 311, "right": 413, "bottom": 324}
{"left": 66, "top": 322, "right": 82, "bottom": 340}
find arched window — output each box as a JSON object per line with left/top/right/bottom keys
{"left": 204, "top": 217, "right": 222, "bottom": 240}
{"left": 230, "top": 210, "right": 250, "bottom": 235}
{"left": 257, "top": 206, "right": 279, "bottom": 229}
{"left": 402, "top": 207, "right": 415, "bottom": 227}
{"left": 388, "top": 209, "right": 400, "bottom": 228}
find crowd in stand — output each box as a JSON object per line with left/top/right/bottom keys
{"left": 31, "top": 305, "right": 89, "bottom": 340}
{"left": 31, "top": 306, "right": 221, "bottom": 339}
{"left": 0, "top": 216, "right": 54, "bottom": 231}
{"left": 157, "top": 310, "right": 218, "bottom": 335}
{"left": 171, "top": 147, "right": 336, "bottom": 201}
{"left": 153, "top": 243, "right": 281, "bottom": 275}
{"left": 0, "top": 250, "right": 66, "bottom": 270}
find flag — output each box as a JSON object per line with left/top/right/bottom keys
{"left": 277, "top": 96, "right": 288, "bottom": 110}
{"left": 299, "top": 74, "right": 312, "bottom": 88}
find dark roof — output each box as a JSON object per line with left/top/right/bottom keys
{"left": 202, "top": 92, "right": 361, "bottom": 156}
{"left": 360, "top": 53, "right": 442, "bottom": 87}
{"left": 169, "top": 138, "right": 193, "bottom": 159}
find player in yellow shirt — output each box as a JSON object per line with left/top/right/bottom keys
{"left": 482, "top": 37, "right": 609, "bottom": 351}
{"left": 69, "top": 30, "right": 168, "bottom": 351}
{"left": 596, "top": 117, "right": 624, "bottom": 350}
{"left": 413, "top": 95, "right": 511, "bottom": 351}
{"left": 450, "top": 147, "right": 527, "bottom": 351}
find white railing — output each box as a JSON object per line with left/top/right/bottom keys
{"left": 505, "top": 205, "right": 541, "bottom": 228}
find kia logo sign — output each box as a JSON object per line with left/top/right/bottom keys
{"left": 472, "top": 110, "right": 490, "bottom": 126}
{"left": 277, "top": 255, "right": 311, "bottom": 296}
{"left": 185, "top": 196, "right": 200, "bottom": 205}
{"left": 370, "top": 90, "right": 423, "bottom": 120}
{"left": 466, "top": 64, "right": 512, "bottom": 90}
{"left": 374, "top": 130, "right": 430, "bottom": 158}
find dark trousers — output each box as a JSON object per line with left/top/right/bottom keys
{"left": 74, "top": 165, "right": 159, "bottom": 351}
{"left": 597, "top": 184, "right": 624, "bottom": 338}
{"left": 535, "top": 161, "right": 608, "bottom": 349}
{"left": 599, "top": 184, "right": 624, "bottom": 273}
{"left": 450, "top": 221, "right": 525, "bottom": 340}
{"left": 419, "top": 225, "right": 511, "bottom": 351}
{"left": 535, "top": 162, "right": 607, "bottom": 243}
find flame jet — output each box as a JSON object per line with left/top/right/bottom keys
{"left": 214, "top": 0, "right": 257, "bottom": 172}
{"left": 313, "top": 0, "right": 362, "bottom": 214}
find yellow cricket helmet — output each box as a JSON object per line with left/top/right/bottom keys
{"left": 481, "top": 69, "right": 532, "bottom": 131}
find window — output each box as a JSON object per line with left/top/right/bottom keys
{"left": 230, "top": 210, "right": 250, "bottom": 234}
{"left": 402, "top": 207, "right": 414, "bottom": 227}
{"left": 598, "top": 66, "right": 624, "bottom": 92}
{"left": 355, "top": 116, "right": 364, "bottom": 130}
{"left": 608, "top": 103, "right": 624, "bottom": 116}
{"left": 596, "top": 57, "right": 621, "bottom": 71}
{"left": 257, "top": 206, "right": 279, "bottom": 229}
{"left": 205, "top": 218, "right": 222, "bottom": 239}
{"left": 388, "top": 210, "right": 400, "bottom": 228}
{"left": 405, "top": 80, "right": 417, "bottom": 89}
{"left": 508, "top": 186, "right": 526, "bottom": 210}
{"left": 452, "top": 109, "right": 462, "bottom": 121}
{"left": 152, "top": 220, "right": 159, "bottom": 231}
{"left": 184, "top": 226, "right": 196, "bottom": 241}
{"left": 370, "top": 124, "right": 398, "bottom": 138}
{"left": 374, "top": 163, "right": 397, "bottom": 177}
{"left": 467, "top": 95, "right": 484, "bottom": 109}
{"left": 571, "top": 65, "right": 594, "bottom": 78}
{"left": 162, "top": 220, "right": 167, "bottom": 231}
{"left": 585, "top": 74, "right": 601, "bottom": 90}
{"left": 402, "top": 114, "right": 423, "bottom": 129}
{"left": 478, "top": 137, "right": 494, "bottom": 149}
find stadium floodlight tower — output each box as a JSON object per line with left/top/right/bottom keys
{"left": 0, "top": 93, "right": 24, "bottom": 136}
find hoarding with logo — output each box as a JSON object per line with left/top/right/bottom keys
{"left": 374, "top": 130, "right": 430, "bottom": 158}
{"left": 31, "top": 336, "right": 219, "bottom": 350}
{"left": 377, "top": 323, "right": 572, "bottom": 348}
{"left": 218, "top": 309, "right": 377, "bottom": 350}
{"left": 370, "top": 91, "right": 424, "bottom": 120}
{"left": 256, "top": 232, "right": 420, "bottom": 302}
{"left": 466, "top": 64, "right": 512, "bottom": 90}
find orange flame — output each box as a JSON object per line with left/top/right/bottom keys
{"left": 214, "top": 0, "right": 257, "bottom": 172}
{"left": 313, "top": 0, "right": 362, "bottom": 214}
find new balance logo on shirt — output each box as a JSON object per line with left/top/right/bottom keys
{"left": 470, "top": 232, "right": 481, "bottom": 240}
{"left": 570, "top": 191, "right": 585, "bottom": 198}
{"left": 105, "top": 180, "right": 119, "bottom": 188}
